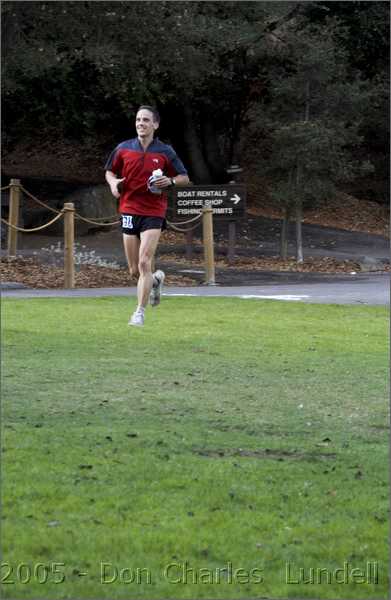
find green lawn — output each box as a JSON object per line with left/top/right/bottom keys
{"left": 1, "top": 296, "right": 389, "bottom": 599}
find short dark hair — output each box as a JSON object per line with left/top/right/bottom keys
{"left": 137, "top": 105, "right": 160, "bottom": 123}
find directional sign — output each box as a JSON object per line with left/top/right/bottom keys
{"left": 171, "top": 184, "right": 246, "bottom": 219}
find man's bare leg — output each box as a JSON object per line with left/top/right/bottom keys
{"left": 137, "top": 228, "right": 162, "bottom": 309}
{"left": 122, "top": 234, "right": 140, "bottom": 281}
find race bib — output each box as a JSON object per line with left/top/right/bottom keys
{"left": 122, "top": 215, "right": 133, "bottom": 229}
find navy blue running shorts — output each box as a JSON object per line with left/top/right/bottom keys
{"left": 121, "top": 214, "right": 167, "bottom": 238}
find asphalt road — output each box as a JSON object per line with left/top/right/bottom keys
{"left": 2, "top": 273, "right": 389, "bottom": 305}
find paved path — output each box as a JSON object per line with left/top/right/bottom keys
{"left": 4, "top": 212, "right": 388, "bottom": 306}
{"left": 2, "top": 273, "right": 389, "bottom": 305}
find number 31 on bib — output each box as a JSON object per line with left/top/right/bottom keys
{"left": 122, "top": 216, "right": 133, "bottom": 229}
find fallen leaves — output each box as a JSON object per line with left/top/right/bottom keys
{"left": 0, "top": 257, "right": 195, "bottom": 289}
{"left": 1, "top": 236, "right": 388, "bottom": 290}
{"left": 158, "top": 253, "right": 371, "bottom": 273}
{"left": 247, "top": 192, "right": 389, "bottom": 237}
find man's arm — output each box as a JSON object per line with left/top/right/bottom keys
{"left": 105, "top": 170, "right": 125, "bottom": 199}
{"left": 172, "top": 174, "right": 190, "bottom": 186}
{"left": 153, "top": 173, "right": 190, "bottom": 190}
{"left": 153, "top": 145, "right": 190, "bottom": 190}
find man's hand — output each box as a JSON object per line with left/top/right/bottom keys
{"left": 105, "top": 170, "right": 125, "bottom": 198}
{"left": 110, "top": 177, "right": 125, "bottom": 198}
{"left": 152, "top": 176, "right": 173, "bottom": 189}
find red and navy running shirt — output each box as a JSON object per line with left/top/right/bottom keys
{"left": 105, "top": 137, "right": 188, "bottom": 217}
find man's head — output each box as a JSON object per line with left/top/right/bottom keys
{"left": 136, "top": 106, "right": 160, "bottom": 140}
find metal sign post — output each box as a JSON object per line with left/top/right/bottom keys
{"left": 228, "top": 221, "right": 236, "bottom": 265}
{"left": 226, "top": 166, "right": 243, "bottom": 265}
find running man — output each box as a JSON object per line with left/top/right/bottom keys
{"left": 105, "top": 105, "right": 189, "bottom": 326}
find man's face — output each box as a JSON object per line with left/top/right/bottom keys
{"left": 135, "top": 109, "right": 159, "bottom": 139}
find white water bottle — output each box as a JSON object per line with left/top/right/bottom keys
{"left": 148, "top": 169, "right": 163, "bottom": 194}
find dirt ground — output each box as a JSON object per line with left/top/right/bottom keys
{"left": 246, "top": 191, "right": 389, "bottom": 237}
{"left": 1, "top": 192, "right": 389, "bottom": 289}
{"left": 2, "top": 134, "right": 389, "bottom": 289}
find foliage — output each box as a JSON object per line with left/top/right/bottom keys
{"left": 268, "top": 121, "right": 353, "bottom": 209}
{"left": 1, "top": 1, "right": 388, "bottom": 196}
{"left": 2, "top": 296, "right": 389, "bottom": 599}
{"left": 302, "top": 1, "right": 390, "bottom": 78}
{"left": 299, "top": 1, "right": 390, "bottom": 201}
{"left": 252, "top": 21, "right": 374, "bottom": 217}
{"left": 0, "top": 2, "right": 331, "bottom": 175}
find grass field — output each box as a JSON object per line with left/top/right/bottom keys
{"left": 1, "top": 296, "right": 389, "bottom": 600}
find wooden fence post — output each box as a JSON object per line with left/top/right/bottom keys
{"left": 202, "top": 205, "right": 216, "bottom": 285}
{"left": 7, "top": 178, "right": 21, "bottom": 257}
{"left": 63, "top": 202, "right": 75, "bottom": 289}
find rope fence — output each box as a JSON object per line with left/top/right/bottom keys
{"left": 3, "top": 179, "right": 203, "bottom": 231}
{"left": 75, "top": 214, "right": 120, "bottom": 226}
{"left": 20, "top": 184, "right": 120, "bottom": 225}
{"left": 167, "top": 213, "right": 202, "bottom": 225}
{"left": 1, "top": 211, "right": 65, "bottom": 233}
{"left": 166, "top": 213, "right": 202, "bottom": 233}
{"left": 20, "top": 185, "right": 62, "bottom": 215}
{"left": 1, "top": 178, "right": 217, "bottom": 288}
{"left": 78, "top": 213, "right": 119, "bottom": 221}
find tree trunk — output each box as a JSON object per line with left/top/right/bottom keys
{"left": 280, "top": 169, "right": 294, "bottom": 259}
{"left": 228, "top": 91, "right": 246, "bottom": 166}
{"left": 295, "top": 200, "right": 304, "bottom": 263}
{"left": 280, "top": 204, "right": 291, "bottom": 259}
{"left": 228, "top": 109, "right": 240, "bottom": 166}
{"left": 305, "top": 80, "right": 310, "bottom": 122}
{"left": 295, "top": 162, "right": 304, "bottom": 263}
{"left": 201, "top": 114, "right": 226, "bottom": 182}
{"left": 183, "top": 102, "right": 212, "bottom": 183}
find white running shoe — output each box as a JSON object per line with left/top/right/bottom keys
{"left": 150, "top": 270, "right": 165, "bottom": 307}
{"left": 128, "top": 310, "right": 144, "bottom": 327}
